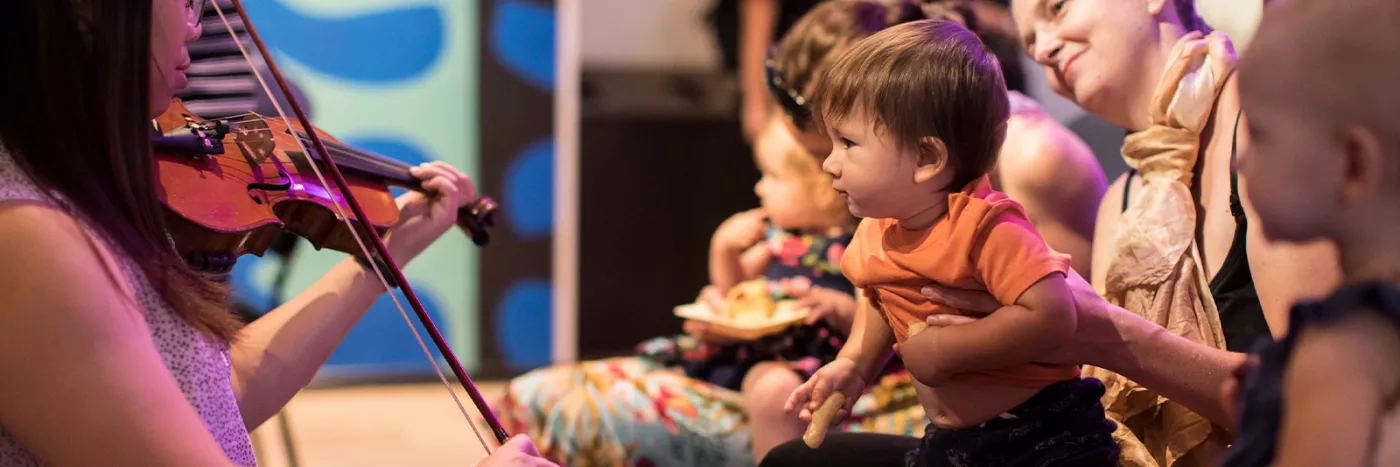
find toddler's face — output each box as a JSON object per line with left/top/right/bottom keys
{"left": 754, "top": 124, "right": 828, "bottom": 230}
{"left": 820, "top": 108, "right": 930, "bottom": 221}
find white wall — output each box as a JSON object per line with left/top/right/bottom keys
{"left": 580, "top": 0, "right": 721, "bottom": 70}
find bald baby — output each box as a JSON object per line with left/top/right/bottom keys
{"left": 1241, "top": 0, "right": 1400, "bottom": 145}
{"left": 1237, "top": 0, "right": 1400, "bottom": 244}
{"left": 1223, "top": 1, "right": 1400, "bottom": 466}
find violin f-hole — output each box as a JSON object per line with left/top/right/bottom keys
{"left": 246, "top": 169, "right": 293, "bottom": 204}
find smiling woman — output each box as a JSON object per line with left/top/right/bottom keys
{"left": 760, "top": 1, "right": 1341, "bottom": 466}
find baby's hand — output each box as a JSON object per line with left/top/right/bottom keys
{"left": 785, "top": 358, "right": 863, "bottom": 424}
{"left": 714, "top": 208, "right": 768, "bottom": 251}
{"left": 891, "top": 321, "right": 928, "bottom": 356}
{"left": 899, "top": 324, "right": 954, "bottom": 387}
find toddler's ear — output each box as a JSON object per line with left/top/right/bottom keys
{"left": 913, "top": 136, "right": 950, "bottom": 185}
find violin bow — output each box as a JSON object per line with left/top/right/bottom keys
{"left": 212, "top": 0, "right": 509, "bottom": 451}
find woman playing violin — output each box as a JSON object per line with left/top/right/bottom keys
{"left": 0, "top": 1, "right": 552, "bottom": 465}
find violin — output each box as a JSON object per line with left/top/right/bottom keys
{"left": 152, "top": 98, "right": 499, "bottom": 260}
{"left": 154, "top": 0, "right": 512, "bottom": 450}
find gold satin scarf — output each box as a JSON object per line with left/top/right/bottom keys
{"left": 1086, "top": 32, "right": 1238, "bottom": 467}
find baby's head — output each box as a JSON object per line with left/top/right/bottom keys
{"left": 753, "top": 116, "right": 858, "bottom": 232}
{"left": 770, "top": 0, "right": 1024, "bottom": 155}
{"left": 1238, "top": 0, "right": 1400, "bottom": 244}
{"left": 812, "top": 19, "right": 1009, "bottom": 222}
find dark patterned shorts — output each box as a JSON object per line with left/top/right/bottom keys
{"left": 905, "top": 378, "right": 1119, "bottom": 467}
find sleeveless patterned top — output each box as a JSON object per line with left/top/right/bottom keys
{"left": 0, "top": 147, "right": 256, "bottom": 466}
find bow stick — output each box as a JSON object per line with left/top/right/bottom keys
{"left": 213, "top": 0, "right": 510, "bottom": 450}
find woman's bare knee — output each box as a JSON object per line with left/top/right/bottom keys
{"left": 743, "top": 363, "right": 803, "bottom": 411}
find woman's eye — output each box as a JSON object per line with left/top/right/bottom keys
{"left": 1049, "top": 0, "right": 1067, "bottom": 15}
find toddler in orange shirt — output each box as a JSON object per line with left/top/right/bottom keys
{"left": 782, "top": 19, "right": 1117, "bottom": 467}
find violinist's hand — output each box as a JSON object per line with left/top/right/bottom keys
{"left": 384, "top": 161, "right": 478, "bottom": 263}
{"left": 477, "top": 435, "right": 558, "bottom": 467}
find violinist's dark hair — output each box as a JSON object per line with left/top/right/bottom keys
{"left": 0, "top": 1, "right": 240, "bottom": 341}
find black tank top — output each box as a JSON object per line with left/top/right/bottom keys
{"left": 1121, "top": 111, "right": 1272, "bottom": 352}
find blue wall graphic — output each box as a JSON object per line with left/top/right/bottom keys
{"left": 229, "top": 0, "right": 490, "bottom": 378}
{"left": 479, "top": 0, "right": 558, "bottom": 374}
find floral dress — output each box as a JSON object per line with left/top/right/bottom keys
{"left": 639, "top": 223, "right": 854, "bottom": 390}
{"left": 497, "top": 222, "right": 927, "bottom": 466}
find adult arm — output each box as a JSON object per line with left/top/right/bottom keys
{"left": 739, "top": 0, "right": 780, "bottom": 141}
{"left": 230, "top": 163, "right": 474, "bottom": 428}
{"left": 902, "top": 274, "right": 1075, "bottom": 387}
{"left": 0, "top": 204, "right": 238, "bottom": 466}
{"left": 920, "top": 270, "right": 1246, "bottom": 429}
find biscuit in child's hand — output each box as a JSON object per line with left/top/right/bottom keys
{"left": 802, "top": 393, "right": 847, "bottom": 448}
{"left": 908, "top": 321, "right": 928, "bottom": 337}
{"left": 725, "top": 279, "right": 777, "bottom": 325}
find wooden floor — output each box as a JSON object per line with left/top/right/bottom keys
{"left": 250, "top": 382, "right": 507, "bottom": 467}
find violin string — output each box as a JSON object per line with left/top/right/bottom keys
{"left": 214, "top": 126, "right": 412, "bottom": 184}
{"left": 209, "top": 2, "right": 492, "bottom": 454}
{"left": 220, "top": 118, "right": 412, "bottom": 175}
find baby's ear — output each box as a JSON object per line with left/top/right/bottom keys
{"left": 1339, "top": 124, "right": 1384, "bottom": 206}
{"left": 913, "top": 136, "right": 950, "bottom": 185}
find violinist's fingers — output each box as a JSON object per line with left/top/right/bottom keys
{"left": 422, "top": 161, "right": 477, "bottom": 205}
{"left": 420, "top": 177, "right": 460, "bottom": 203}
{"left": 426, "top": 161, "right": 464, "bottom": 177}
{"left": 410, "top": 163, "right": 450, "bottom": 182}
{"left": 422, "top": 162, "right": 461, "bottom": 187}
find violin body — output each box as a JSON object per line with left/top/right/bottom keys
{"left": 155, "top": 99, "right": 402, "bottom": 258}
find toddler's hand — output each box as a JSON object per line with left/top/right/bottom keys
{"left": 714, "top": 208, "right": 768, "bottom": 251}
{"left": 785, "top": 358, "right": 863, "bottom": 424}
{"left": 899, "top": 324, "right": 953, "bottom": 387}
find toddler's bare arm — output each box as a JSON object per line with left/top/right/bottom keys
{"left": 838, "top": 289, "right": 896, "bottom": 382}
{"left": 901, "top": 273, "right": 1074, "bottom": 386}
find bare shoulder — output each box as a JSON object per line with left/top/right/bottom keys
{"left": 0, "top": 202, "right": 235, "bottom": 464}
{"left": 997, "top": 114, "right": 1105, "bottom": 197}
{"left": 0, "top": 201, "right": 100, "bottom": 264}
{"left": 1289, "top": 306, "right": 1400, "bottom": 398}
{"left": 0, "top": 202, "right": 135, "bottom": 312}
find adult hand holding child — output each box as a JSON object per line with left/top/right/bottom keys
{"left": 914, "top": 270, "right": 1111, "bottom": 367}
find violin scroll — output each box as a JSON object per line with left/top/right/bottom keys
{"left": 461, "top": 196, "right": 498, "bottom": 246}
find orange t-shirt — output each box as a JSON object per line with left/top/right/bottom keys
{"left": 840, "top": 176, "right": 1078, "bottom": 388}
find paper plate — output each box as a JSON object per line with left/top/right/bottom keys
{"left": 674, "top": 301, "right": 810, "bottom": 341}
